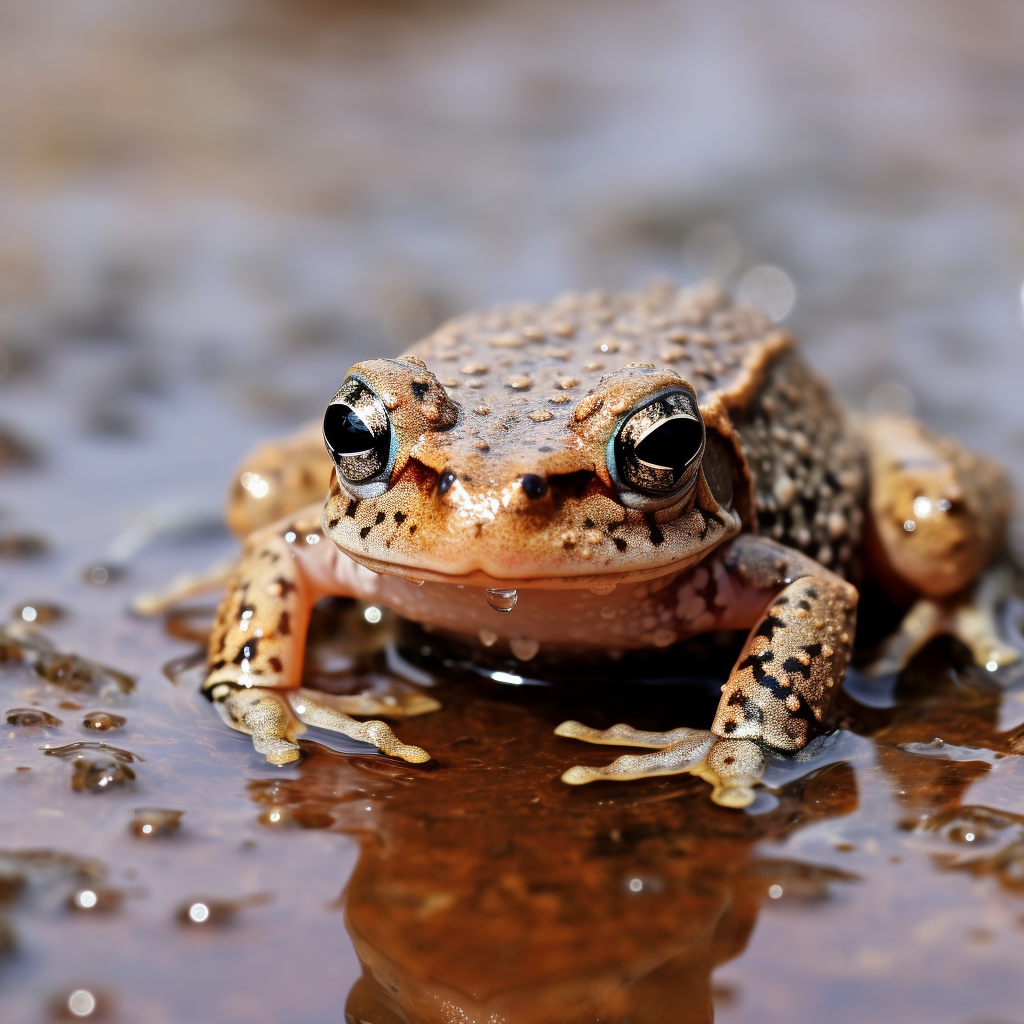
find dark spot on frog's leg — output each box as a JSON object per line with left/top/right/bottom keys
{"left": 374, "top": 512, "right": 386, "bottom": 526}
{"left": 394, "top": 511, "right": 407, "bottom": 525}
{"left": 803, "top": 643, "right": 822, "bottom": 657}
{"left": 277, "top": 611, "right": 291, "bottom": 635}
{"left": 274, "top": 576, "right": 297, "bottom": 597}
{"left": 583, "top": 518, "right": 595, "bottom": 529}
{"left": 409, "top": 524, "right": 417, "bottom": 534}
{"left": 269, "top": 657, "right": 283, "bottom": 673}
{"left": 345, "top": 499, "right": 360, "bottom": 518}
{"left": 613, "top": 538, "right": 628, "bottom": 552}
{"left": 753, "top": 613, "right": 785, "bottom": 640}
{"left": 738, "top": 650, "right": 774, "bottom": 681}
{"left": 783, "top": 656, "right": 812, "bottom": 679}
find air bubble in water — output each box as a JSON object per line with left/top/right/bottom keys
{"left": 485, "top": 588, "right": 518, "bottom": 613}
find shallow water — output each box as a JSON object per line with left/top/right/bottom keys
{"left": 3, "top": 1, "right": 1024, "bottom": 1021}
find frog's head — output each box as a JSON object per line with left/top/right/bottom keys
{"left": 321, "top": 355, "right": 744, "bottom": 587}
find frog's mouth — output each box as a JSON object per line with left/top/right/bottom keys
{"left": 324, "top": 480, "right": 743, "bottom": 591}
{"left": 337, "top": 546, "right": 730, "bottom": 591}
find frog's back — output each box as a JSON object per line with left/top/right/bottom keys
{"left": 407, "top": 280, "right": 865, "bottom": 577}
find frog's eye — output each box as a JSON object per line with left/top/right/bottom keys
{"left": 324, "top": 378, "right": 395, "bottom": 498}
{"left": 610, "top": 390, "right": 705, "bottom": 505}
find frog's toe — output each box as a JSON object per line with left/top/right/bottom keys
{"left": 220, "top": 688, "right": 305, "bottom": 766}
{"left": 557, "top": 722, "right": 714, "bottom": 784}
{"left": 692, "top": 739, "right": 767, "bottom": 809}
{"left": 285, "top": 691, "right": 430, "bottom": 764}
{"left": 865, "top": 566, "right": 1022, "bottom": 678}
{"left": 555, "top": 720, "right": 714, "bottom": 750}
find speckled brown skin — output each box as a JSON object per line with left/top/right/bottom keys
{"left": 207, "top": 281, "right": 1015, "bottom": 805}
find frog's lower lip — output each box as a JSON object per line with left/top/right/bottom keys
{"left": 338, "top": 548, "right": 710, "bottom": 590}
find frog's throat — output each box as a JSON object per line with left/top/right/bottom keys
{"left": 334, "top": 541, "right": 732, "bottom": 591}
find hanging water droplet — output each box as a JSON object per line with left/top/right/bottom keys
{"left": 478, "top": 629, "right": 498, "bottom": 647}
{"left": 509, "top": 637, "right": 540, "bottom": 661}
{"left": 485, "top": 588, "right": 518, "bottom": 613}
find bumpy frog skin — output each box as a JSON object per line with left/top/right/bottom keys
{"left": 204, "top": 281, "right": 1016, "bottom": 807}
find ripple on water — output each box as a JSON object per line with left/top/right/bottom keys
{"left": 42, "top": 742, "right": 144, "bottom": 792}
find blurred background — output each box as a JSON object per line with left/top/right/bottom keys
{"left": 3, "top": 1, "right": 1024, "bottom": 1022}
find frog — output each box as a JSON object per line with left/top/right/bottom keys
{"left": 202, "top": 280, "right": 1016, "bottom": 808}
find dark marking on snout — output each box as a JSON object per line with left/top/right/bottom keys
{"left": 345, "top": 499, "right": 360, "bottom": 518}
{"left": 438, "top": 469, "right": 457, "bottom": 497}
{"left": 521, "top": 474, "right": 548, "bottom": 500}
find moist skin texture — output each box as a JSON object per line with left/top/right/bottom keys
{"left": 202, "top": 280, "right": 1015, "bottom": 808}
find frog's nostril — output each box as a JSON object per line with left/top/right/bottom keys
{"left": 438, "top": 469, "right": 457, "bottom": 497}
{"left": 521, "top": 474, "right": 549, "bottom": 500}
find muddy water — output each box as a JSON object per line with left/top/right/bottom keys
{"left": 4, "top": 0, "right": 1024, "bottom": 1021}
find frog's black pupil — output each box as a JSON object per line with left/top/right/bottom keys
{"left": 634, "top": 417, "right": 704, "bottom": 482}
{"left": 324, "top": 403, "right": 374, "bottom": 457}
{"left": 521, "top": 473, "right": 548, "bottom": 499}
{"left": 438, "top": 469, "right": 457, "bottom": 496}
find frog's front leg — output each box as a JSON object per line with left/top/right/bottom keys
{"left": 559, "top": 534, "right": 858, "bottom": 807}
{"left": 859, "top": 413, "right": 1018, "bottom": 675}
{"left": 204, "top": 504, "right": 430, "bottom": 766}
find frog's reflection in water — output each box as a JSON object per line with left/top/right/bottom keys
{"left": 247, "top": 604, "right": 860, "bottom": 1024}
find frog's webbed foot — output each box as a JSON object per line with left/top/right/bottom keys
{"left": 865, "top": 565, "right": 1021, "bottom": 677}
{"left": 220, "top": 687, "right": 431, "bottom": 766}
{"left": 555, "top": 722, "right": 766, "bottom": 808}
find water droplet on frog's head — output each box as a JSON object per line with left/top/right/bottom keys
{"left": 485, "top": 588, "right": 518, "bottom": 613}
{"left": 509, "top": 637, "right": 540, "bottom": 661}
